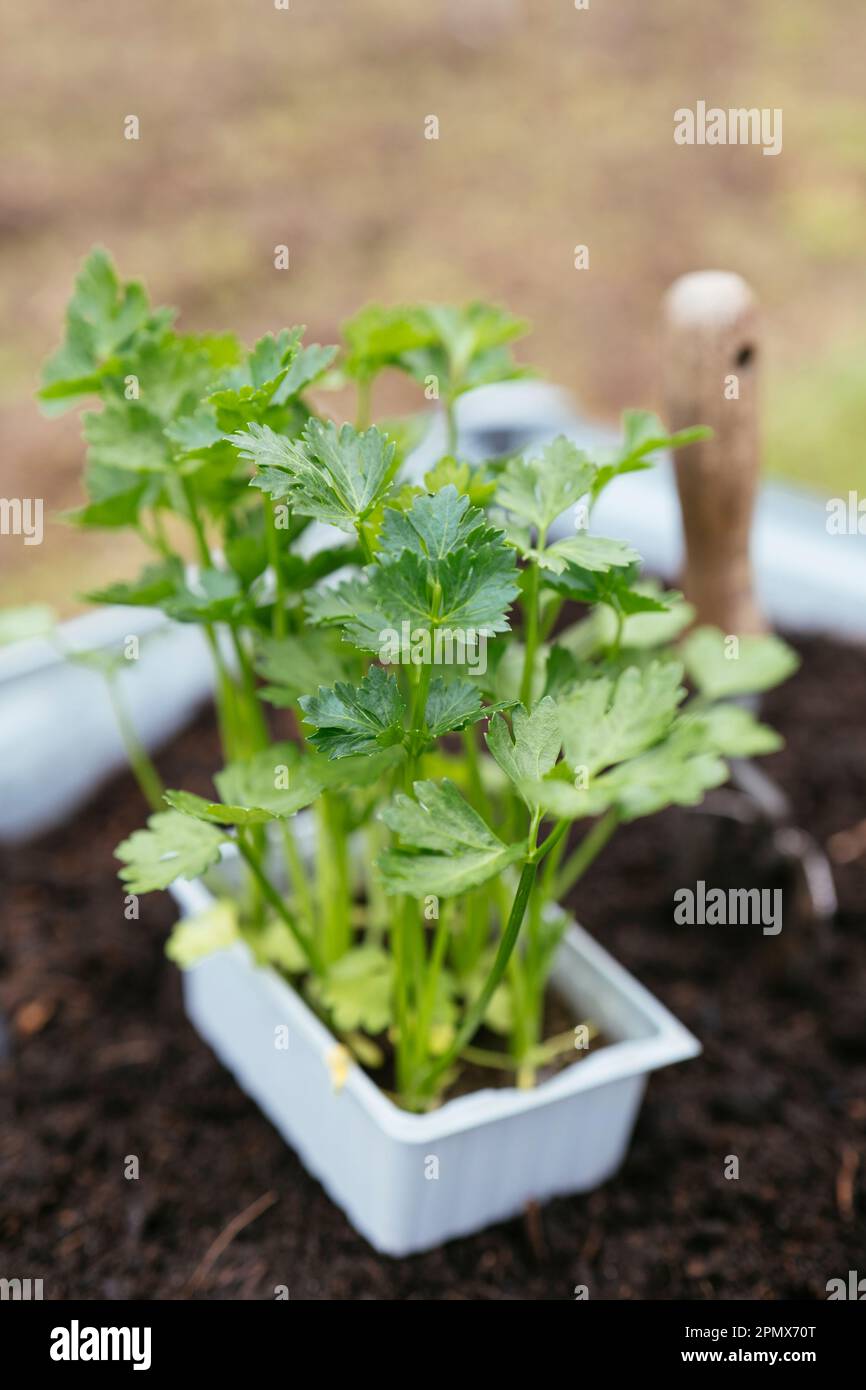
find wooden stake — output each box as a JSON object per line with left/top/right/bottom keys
{"left": 663, "top": 271, "right": 766, "bottom": 634}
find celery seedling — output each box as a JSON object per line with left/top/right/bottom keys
{"left": 42, "top": 252, "right": 798, "bottom": 1110}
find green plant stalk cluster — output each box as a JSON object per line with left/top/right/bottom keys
{"left": 42, "top": 251, "right": 799, "bottom": 1111}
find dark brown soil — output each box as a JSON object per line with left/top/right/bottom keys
{"left": 2, "top": 634, "right": 865, "bottom": 1300}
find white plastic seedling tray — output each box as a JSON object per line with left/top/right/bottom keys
{"left": 171, "top": 871, "right": 699, "bottom": 1256}
{"left": 0, "top": 606, "right": 214, "bottom": 842}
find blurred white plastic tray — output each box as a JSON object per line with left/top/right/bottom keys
{"left": 0, "top": 607, "right": 213, "bottom": 842}
{"left": 173, "top": 863, "right": 699, "bottom": 1256}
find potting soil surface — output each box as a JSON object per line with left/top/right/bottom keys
{"left": 2, "top": 634, "right": 864, "bottom": 1299}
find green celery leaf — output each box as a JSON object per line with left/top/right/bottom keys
{"left": 533, "top": 533, "right": 640, "bottom": 576}
{"left": 546, "top": 561, "right": 673, "bottom": 615}
{"left": 62, "top": 483, "right": 149, "bottom": 529}
{"left": 681, "top": 626, "right": 800, "bottom": 700}
{"left": 85, "top": 559, "right": 183, "bottom": 607}
{"left": 214, "top": 742, "right": 331, "bottom": 817}
{"left": 341, "top": 303, "right": 437, "bottom": 381}
{"left": 82, "top": 457, "right": 155, "bottom": 503}
{"left": 377, "top": 485, "right": 489, "bottom": 560}
{"left": 163, "top": 789, "right": 279, "bottom": 827}
{"left": 239, "top": 419, "right": 395, "bottom": 532}
{"left": 114, "top": 332, "right": 222, "bottom": 423}
{"left": 310, "top": 945, "right": 393, "bottom": 1034}
{"left": 271, "top": 342, "right": 338, "bottom": 402}
{"left": 613, "top": 597, "right": 695, "bottom": 648}
{"left": 557, "top": 661, "right": 686, "bottom": 776}
{"left": 210, "top": 328, "right": 300, "bottom": 404}
{"left": 426, "top": 301, "right": 528, "bottom": 357}
{"left": 83, "top": 401, "right": 169, "bottom": 474}
{"left": 595, "top": 725, "right": 728, "bottom": 820}
{"left": 422, "top": 676, "right": 507, "bottom": 737}
{"left": 205, "top": 329, "right": 304, "bottom": 430}
{"left": 344, "top": 531, "right": 520, "bottom": 655}
{"left": 526, "top": 722, "right": 727, "bottom": 823}
{"left": 305, "top": 574, "right": 372, "bottom": 626}
{"left": 543, "top": 644, "right": 582, "bottom": 697}
{"left": 399, "top": 302, "right": 531, "bottom": 398}
{"left": 554, "top": 587, "right": 695, "bottom": 661}
{"left": 165, "top": 900, "right": 239, "bottom": 968}
{"left": 341, "top": 487, "right": 519, "bottom": 657}
{"left": 251, "top": 918, "right": 308, "bottom": 974}
{"left": 116, "top": 811, "right": 225, "bottom": 892}
{"left": 424, "top": 676, "right": 482, "bottom": 738}
{"left": 165, "top": 404, "right": 224, "bottom": 454}
{"left": 279, "top": 542, "right": 362, "bottom": 593}
{"left": 255, "top": 632, "right": 352, "bottom": 705}
{"left": 245, "top": 329, "right": 304, "bottom": 388}
{"left": 689, "top": 703, "right": 784, "bottom": 757}
{"left": 223, "top": 510, "right": 269, "bottom": 587}
{"left": 318, "top": 745, "right": 406, "bottom": 792}
{"left": 40, "top": 248, "right": 164, "bottom": 407}
{"left": 299, "top": 665, "right": 406, "bottom": 759}
{"left": 486, "top": 698, "right": 562, "bottom": 805}
{"left": 161, "top": 568, "right": 245, "bottom": 624}
{"left": 422, "top": 456, "right": 497, "bottom": 508}
{"left": 496, "top": 436, "right": 595, "bottom": 532}
{"left": 592, "top": 410, "right": 711, "bottom": 499}
{"left": 379, "top": 779, "right": 526, "bottom": 897}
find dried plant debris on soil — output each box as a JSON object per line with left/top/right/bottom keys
{"left": 1, "top": 634, "right": 864, "bottom": 1300}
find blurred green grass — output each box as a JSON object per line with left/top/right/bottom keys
{"left": 767, "top": 340, "right": 866, "bottom": 496}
